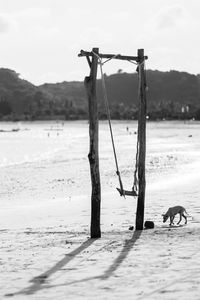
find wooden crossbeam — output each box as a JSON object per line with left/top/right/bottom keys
{"left": 78, "top": 49, "right": 148, "bottom": 62}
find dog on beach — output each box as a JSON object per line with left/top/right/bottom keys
{"left": 162, "top": 205, "right": 188, "bottom": 226}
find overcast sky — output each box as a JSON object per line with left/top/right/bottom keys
{"left": 0, "top": 0, "right": 200, "bottom": 85}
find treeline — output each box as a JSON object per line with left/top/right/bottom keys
{"left": 0, "top": 68, "right": 200, "bottom": 121}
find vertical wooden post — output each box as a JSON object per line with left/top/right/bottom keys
{"left": 84, "top": 48, "right": 101, "bottom": 238}
{"left": 135, "top": 49, "right": 147, "bottom": 230}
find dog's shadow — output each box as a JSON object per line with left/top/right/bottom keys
{"left": 161, "top": 224, "right": 185, "bottom": 229}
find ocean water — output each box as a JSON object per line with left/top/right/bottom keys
{"left": 0, "top": 121, "right": 89, "bottom": 167}
{"left": 0, "top": 120, "right": 200, "bottom": 188}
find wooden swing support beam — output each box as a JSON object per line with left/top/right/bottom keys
{"left": 78, "top": 49, "right": 148, "bottom": 63}
{"left": 79, "top": 48, "right": 148, "bottom": 237}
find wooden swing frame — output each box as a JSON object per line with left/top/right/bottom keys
{"left": 78, "top": 48, "right": 148, "bottom": 237}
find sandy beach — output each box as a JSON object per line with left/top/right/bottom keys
{"left": 0, "top": 120, "right": 200, "bottom": 299}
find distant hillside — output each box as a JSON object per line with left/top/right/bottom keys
{"left": 39, "top": 81, "right": 86, "bottom": 107}
{"left": 0, "top": 68, "right": 51, "bottom": 120}
{"left": 0, "top": 68, "right": 36, "bottom": 115}
{"left": 97, "top": 70, "right": 200, "bottom": 107}
{"left": 0, "top": 67, "right": 200, "bottom": 120}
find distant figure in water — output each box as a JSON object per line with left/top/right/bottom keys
{"left": 126, "top": 126, "right": 129, "bottom": 132}
{"left": 47, "top": 132, "right": 50, "bottom": 137}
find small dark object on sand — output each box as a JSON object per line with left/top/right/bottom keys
{"left": 129, "top": 226, "right": 134, "bottom": 231}
{"left": 144, "top": 221, "right": 154, "bottom": 229}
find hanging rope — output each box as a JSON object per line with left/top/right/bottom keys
{"left": 101, "top": 54, "right": 121, "bottom": 65}
{"left": 92, "top": 51, "right": 125, "bottom": 196}
{"left": 133, "top": 129, "right": 139, "bottom": 192}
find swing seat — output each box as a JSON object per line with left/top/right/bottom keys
{"left": 116, "top": 187, "right": 137, "bottom": 197}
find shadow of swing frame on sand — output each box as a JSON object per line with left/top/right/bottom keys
{"left": 5, "top": 230, "right": 142, "bottom": 297}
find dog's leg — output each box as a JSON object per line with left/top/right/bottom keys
{"left": 182, "top": 213, "right": 187, "bottom": 224}
{"left": 177, "top": 213, "right": 182, "bottom": 225}
{"left": 170, "top": 216, "right": 174, "bottom": 226}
